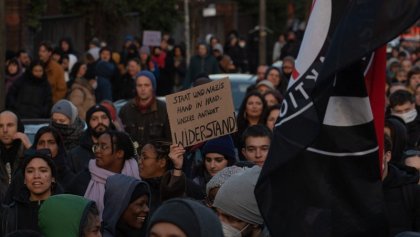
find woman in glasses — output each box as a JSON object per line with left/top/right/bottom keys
{"left": 1, "top": 150, "right": 61, "bottom": 236}
{"left": 66, "top": 130, "right": 139, "bottom": 217}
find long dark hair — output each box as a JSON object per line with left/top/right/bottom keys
{"left": 237, "top": 91, "right": 268, "bottom": 132}
{"left": 27, "top": 60, "right": 47, "bottom": 81}
{"left": 32, "top": 126, "right": 66, "bottom": 159}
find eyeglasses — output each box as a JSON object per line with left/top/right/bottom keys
{"left": 92, "top": 144, "right": 111, "bottom": 153}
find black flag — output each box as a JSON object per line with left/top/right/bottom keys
{"left": 255, "top": 0, "right": 420, "bottom": 236}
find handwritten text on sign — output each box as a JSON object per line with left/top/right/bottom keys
{"left": 166, "top": 78, "right": 237, "bottom": 147}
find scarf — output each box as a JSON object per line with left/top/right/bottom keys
{"left": 84, "top": 158, "right": 140, "bottom": 218}
{"left": 51, "top": 117, "right": 85, "bottom": 151}
{"left": 136, "top": 97, "right": 155, "bottom": 113}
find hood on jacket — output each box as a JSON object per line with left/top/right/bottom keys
{"left": 102, "top": 174, "right": 150, "bottom": 236}
{"left": 384, "top": 163, "right": 420, "bottom": 188}
{"left": 38, "top": 194, "right": 95, "bottom": 237}
{"left": 385, "top": 116, "right": 408, "bottom": 164}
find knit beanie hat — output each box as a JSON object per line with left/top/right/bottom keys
{"left": 85, "top": 104, "right": 112, "bottom": 126}
{"left": 136, "top": 71, "right": 157, "bottom": 92}
{"left": 206, "top": 166, "right": 245, "bottom": 195}
{"left": 202, "top": 135, "right": 236, "bottom": 165}
{"left": 51, "top": 99, "right": 78, "bottom": 124}
{"left": 213, "top": 166, "right": 264, "bottom": 225}
{"left": 147, "top": 198, "right": 223, "bottom": 237}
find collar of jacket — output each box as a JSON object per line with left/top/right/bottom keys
{"left": 130, "top": 97, "right": 158, "bottom": 113}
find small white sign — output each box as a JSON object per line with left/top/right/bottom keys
{"left": 143, "top": 31, "right": 162, "bottom": 46}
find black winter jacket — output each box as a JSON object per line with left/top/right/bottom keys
{"left": 383, "top": 164, "right": 420, "bottom": 236}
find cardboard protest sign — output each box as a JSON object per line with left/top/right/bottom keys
{"left": 166, "top": 78, "right": 237, "bottom": 147}
{"left": 142, "top": 31, "right": 161, "bottom": 46}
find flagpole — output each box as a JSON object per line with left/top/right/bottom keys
{"left": 0, "top": 0, "right": 5, "bottom": 110}
{"left": 259, "top": 0, "right": 266, "bottom": 65}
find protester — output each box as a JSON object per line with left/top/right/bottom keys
{"left": 389, "top": 90, "right": 420, "bottom": 147}
{"left": 235, "top": 91, "right": 267, "bottom": 157}
{"left": 1, "top": 150, "right": 62, "bottom": 236}
{"left": 263, "top": 89, "right": 283, "bottom": 107}
{"left": 241, "top": 125, "right": 272, "bottom": 167}
{"left": 147, "top": 198, "right": 223, "bottom": 237}
{"left": 5, "top": 58, "right": 23, "bottom": 94}
{"left": 185, "top": 43, "right": 220, "bottom": 87}
{"left": 102, "top": 174, "right": 150, "bottom": 237}
{"left": 281, "top": 56, "right": 295, "bottom": 80}
{"left": 119, "top": 71, "right": 171, "bottom": 151}
{"left": 67, "top": 62, "right": 96, "bottom": 120}
{"left": 95, "top": 59, "right": 115, "bottom": 102}
{"left": 50, "top": 99, "right": 85, "bottom": 151}
{"left": 38, "top": 194, "right": 101, "bottom": 237}
{"left": 100, "top": 100, "right": 125, "bottom": 132}
{"left": 38, "top": 41, "right": 67, "bottom": 103}
{"left": 205, "top": 165, "right": 245, "bottom": 208}
{"left": 255, "top": 80, "right": 275, "bottom": 94}
{"left": 406, "top": 66, "right": 420, "bottom": 93}
{"left": 382, "top": 134, "right": 420, "bottom": 236}
{"left": 264, "top": 66, "right": 287, "bottom": 95}
{"left": 193, "top": 135, "right": 236, "bottom": 193}
{"left": 172, "top": 45, "right": 187, "bottom": 92}
{"left": 0, "top": 111, "right": 31, "bottom": 189}
{"left": 213, "top": 166, "right": 267, "bottom": 237}
{"left": 6, "top": 60, "right": 52, "bottom": 119}
{"left": 265, "top": 104, "right": 281, "bottom": 131}
{"left": 67, "top": 104, "right": 114, "bottom": 174}
{"left": 114, "top": 58, "right": 141, "bottom": 101}
{"left": 66, "top": 131, "right": 139, "bottom": 216}
{"left": 139, "top": 141, "right": 204, "bottom": 212}
{"left": 16, "top": 50, "right": 31, "bottom": 72}
{"left": 139, "top": 46, "right": 160, "bottom": 81}
{"left": 385, "top": 116, "right": 409, "bottom": 164}
{"left": 402, "top": 149, "right": 420, "bottom": 173}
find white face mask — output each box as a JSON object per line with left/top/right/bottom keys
{"left": 222, "top": 223, "right": 249, "bottom": 237}
{"left": 394, "top": 109, "right": 417, "bottom": 124}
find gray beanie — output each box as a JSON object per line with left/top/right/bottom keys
{"left": 213, "top": 166, "right": 263, "bottom": 225}
{"left": 212, "top": 43, "right": 224, "bottom": 54}
{"left": 206, "top": 166, "right": 245, "bottom": 195}
{"left": 256, "top": 80, "right": 275, "bottom": 91}
{"left": 51, "top": 99, "right": 78, "bottom": 123}
{"left": 147, "top": 198, "right": 223, "bottom": 237}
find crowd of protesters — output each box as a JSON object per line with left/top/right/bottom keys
{"left": 0, "top": 23, "right": 419, "bottom": 237}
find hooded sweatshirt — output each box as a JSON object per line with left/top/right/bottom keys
{"left": 102, "top": 174, "right": 150, "bottom": 237}
{"left": 38, "top": 194, "right": 95, "bottom": 237}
